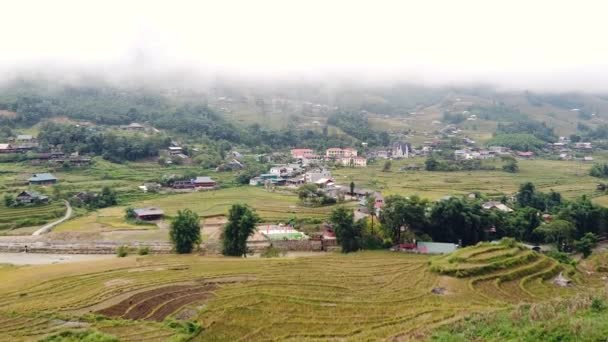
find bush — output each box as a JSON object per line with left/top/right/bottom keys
{"left": 591, "top": 298, "right": 606, "bottom": 312}
{"left": 361, "top": 234, "right": 386, "bottom": 250}
{"left": 40, "top": 330, "right": 119, "bottom": 342}
{"left": 137, "top": 246, "right": 150, "bottom": 255}
{"left": 546, "top": 251, "right": 576, "bottom": 266}
{"left": 116, "top": 245, "right": 129, "bottom": 257}
{"left": 261, "top": 246, "right": 284, "bottom": 258}
{"left": 164, "top": 319, "right": 203, "bottom": 339}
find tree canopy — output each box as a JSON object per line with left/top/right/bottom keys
{"left": 169, "top": 209, "right": 201, "bottom": 254}
{"left": 222, "top": 204, "right": 260, "bottom": 256}
{"left": 329, "top": 206, "right": 362, "bottom": 253}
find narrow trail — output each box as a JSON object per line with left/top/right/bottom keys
{"left": 32, "top": 200, "right": 72, "bottom": 236}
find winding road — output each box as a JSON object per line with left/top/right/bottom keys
{"left": 32, "top": 200, "right": 72, "bottom": 236}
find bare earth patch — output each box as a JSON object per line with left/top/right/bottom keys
{"left": 104, "top": 278, "right": 134, "bottom": 287}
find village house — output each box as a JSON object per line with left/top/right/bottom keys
{"left": 454, "top": 150, "right": 470, "bottom": 160}
{"left": 168, "top": 146, "right": 183, "bottom": 155}
{"left": 16, "top": 134, "right": 35, "bottom": 142}
{"left": 120, "top": 122, "right": 145, "bottom": 131}
{"left": 374, "top": 150, "right": 391, "bottom": 159}
{"left": 574, "top": 142, "right": 593, "bottom": 150}
{"left": 71, "top": 191, "right": 97, "bottom": 206}
{"left": 13, "top": 135, "right": 38, "bottom": 150}
{"left": 391, "top": 142, "right": 412, "bottom": 158}
{"left": 290, "top": 148, "right": 314, "bottom": 159}
{"left": 481, "top": 201, "right": 514, "bottom": 213}
{"left": 269, "top": 164, "right": 302, "bottom": 177}
{"left": 323, "top": 184, "right": 347, "bottom": 199}
{"left": 28, "top": 173, "right": 58, "bottom": 186}
{"left": 15, "top": 190, "right": 49, "bottom": 205}
{"left": 583, "top": 156, "right": 594, "bottom": 162}
{"left": 326, "top": 147, "right": 357, "bottom": 158}
{"left": 0, "top": 143, "right": 17, "bottom": 154}
{"left": 139, "top": 182, "right": 162, "bottom": 193}
{"left": 489, "top": 146, "right": 510, "bottom": 154}
{"left": 173, "top": 180, "right": 196, "bottom": 189}
{"left": 304, "top": 169, "right": 332, "bottom": 183}
{"left": 193, "top": 176, "right": 217, "bottom": 188}
{"left": 49, "top": 153, "right": 92, "bottom": 167}
{"left": 133, "top": 207, "right": 164, "bottom": 221}
{"left": 339, "top": 156, "right": 367, "bottom": 167}
{"left": 300, "top": 154, "right": 324, "bottom": 166}
{"left": 516, "top": 151, "right": 534, "bottom": 159}
{"left": 250, "top": 173, "right": 280, "bottom": 186}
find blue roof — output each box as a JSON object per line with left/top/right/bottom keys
{"left": 28, "top": 173, "right": 57, "bottom": 182}
{"left": 417, "top": 241, "right": 458, "bottom": 254}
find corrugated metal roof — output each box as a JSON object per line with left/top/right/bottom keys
{"left": 28, "top": 173, "right": 57, "bottom": 182}
{"left": 134, "top": 207, "right": 164, "bottom": 216}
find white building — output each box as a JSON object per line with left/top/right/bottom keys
{"left": 305, "top": 169, "right": 332, "bottom": 183}
{"left": 340, "top": 156, "right": 367, "bottom": 167}
{"left": 326, "top": 148, "right": 358, "bottom": 158}
{"left": 392, "top": 142, "right": 411, "bottom": 159}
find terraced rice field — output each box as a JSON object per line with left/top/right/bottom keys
{"left": 55, "top": 187, "right": 348, "bottom": 234}
{"left": 0, "top": 247, "right": 603, "bottom": 341}
{"left": 429, "top": 241, "right": 590, "bottom": 305}
{"left": 0, "top": 202, "right": 66, "bottom": 231}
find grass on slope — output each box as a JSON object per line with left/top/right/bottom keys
{"left": 431, "top": 293, "right": 608, "bottom": 342}
{"left": 0, "top": 202, "right": 66, "bottom": 231}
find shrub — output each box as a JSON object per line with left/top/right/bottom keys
{"left": 137, "top": 246, "right": 150, "bottom": 255}
{"left": 591, "top": 298, "right": 606, "bottom": 312}
{"left": 40, "top": 330, "right": 119, "bottom": 342}
{"left": 116, "top": 245, "right": 129, "bottom": 257}
{"left": 546, "top": 251, "right": 576, "bottom": 266}
{"left": 261, "top": 246, "right": 284, "bottom": 258}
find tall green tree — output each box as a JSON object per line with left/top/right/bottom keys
{"left": 503, "top": 207, "right": 541, "bottom": 242}
{"left": 428, "top": 198, "right": 487, "bottom": 246}
{"left": 379, "top": 195, "right": 428, "bottom": 244}
{"left": 558, "top": 196, "right": 607, "bottom": 237}
{"left": 574, "top": 232, "right": 599, "bottom": 258}
{"left": 349, "top": 181, "right": 355, "bottom": 195}
{"left": 222, "top": 204, "right": 260, "bottom": 256}
{"left": 3, "top": 194, "right": 14, "bottom": 207}
{"left": 534, "top": 219, "right": 576, "bottom": 251}
{"left": 330, "top": 206, "right": 362, "bottom": 253}
{"left": 382, "top": 160, "right": 392, "bottom": 172}
{"left": 517, "top": 182, "right": 537, "bottom": 208}
{"left": 169, "top": 209, "right": 201, "bottom": 254}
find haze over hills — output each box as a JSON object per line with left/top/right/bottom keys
{"left": 3, "top": 1, "right": 608, "bottom": 341}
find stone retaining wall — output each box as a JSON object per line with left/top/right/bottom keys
{"left": 0, "top": 241, "right": 173, "bottom": 254}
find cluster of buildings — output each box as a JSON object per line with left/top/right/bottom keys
{"left": 0, "top": 135, "right": 39, "bottom": 154}
{"left": 453, "top": 146, "right": 513, "bottom": 160}
{"left": 140, "top": 176, "right": 218, "bottom": 192}
{"left": 249, "top": 164, "right": 331, "bottom": 187}
{"left": 290, "top": 148, "right": 367, "bottom": 167}
{"left": 548, "top": 137, "right": 594, "bottom": 161}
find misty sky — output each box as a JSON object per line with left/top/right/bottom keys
{"left": 3, "top": 0, "right": 608, "bottom": 90}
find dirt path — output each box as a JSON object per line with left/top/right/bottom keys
{"left": 32, "top": 200, "right": 72, "bottom": 236}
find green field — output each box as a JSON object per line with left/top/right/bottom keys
{"left": 334, "top": 158, "right": 601, "bottom": 200}
{"left": 0, "top": 243, "right": 604, "bottom": 341}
